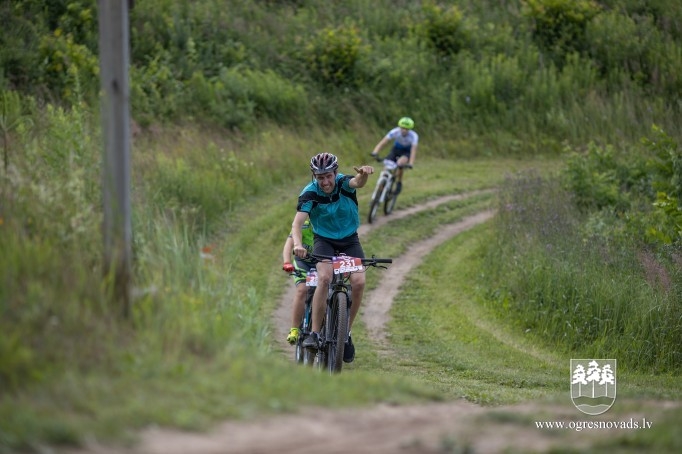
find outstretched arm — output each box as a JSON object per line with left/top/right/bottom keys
{"left": 350, "top": 165, "right": 374, "bottom": 189}
{"left": 409, "top": 143, "right": 417, "bottom": 166}
{"left": 372, "top": 137, "right": 391, "bottom": 156}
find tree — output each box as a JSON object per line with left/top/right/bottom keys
{"left": 571, "top": 363, "right": 587, "bottom": 396}
{"left": 585, "top": 360, "right": 601, "bottom": 398}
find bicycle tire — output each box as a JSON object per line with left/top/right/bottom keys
{"left": 327, "top": 292, "right": 348, "bottom": 374}
{"left": 384, "top": 180, "right": 398, "bottom": 215}
{"left": 295, "top": 309, "right": 310, "bottom": 365}
{"left": 295, "top": 341, "right": 304, "bottom": 364}
{"left": 368, "top": 181, "right": 385, "bottom": 224}
{"left": 297, "top": 287, "right": 315, "bottom": 367}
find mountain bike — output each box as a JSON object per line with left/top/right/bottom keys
{"left": 290, "top": 268, "right": 317, "bottom": 366}
{"left": 368, "top": 155, "right": 412, "bottom": 224}
{"left": 307, "top": 253, "right": 392, "bottom": 374}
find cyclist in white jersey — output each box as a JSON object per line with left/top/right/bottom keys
{"left": 371, "top": 117, "right": 418, "bottom": 195}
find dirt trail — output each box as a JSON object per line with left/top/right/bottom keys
{"left": 67, "top": 191, "right": 675, "bottom": 453}
{"left": 363, "top": 209, "right": 495, "bottom": 349}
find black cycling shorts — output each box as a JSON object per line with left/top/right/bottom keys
{"left": 313, "top": 233, "right": 365, "bottom": 259}
{"left": 387, "top": 145, "right": 411, "bottom": 162}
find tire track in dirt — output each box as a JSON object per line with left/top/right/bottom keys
{"left": 363, "top": 210, "right": 495, "bottom": 351}
{"left": 272, "top": 190, "right": 494, "bottom": 354}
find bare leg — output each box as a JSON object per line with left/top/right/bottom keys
{"left": 291, "top": 282, "right": 307, "bottom": 328}
{"left": 311, "top": 262, "right": 332, "bottom": 332}
{"left": 349, "top": 272, "right": 366, "bottom": 330}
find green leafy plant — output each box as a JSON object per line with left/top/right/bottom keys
{"left": 562, "top": 142, "right": 624, "bottom": 211}
{"left": 643, "top": 126, "right": 682, "bottom": 243}
{"left": 416, "top": 2, "right": 470, "bottom": 59}
{"left": 523, "top": 0, "right": 602, "bottom": 64}
{"left": 304, "top": 23, "right": 365, "bottom": 87}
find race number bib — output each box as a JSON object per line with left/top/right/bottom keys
{"left": 332, "top": 256, "right": 363, "bottom": 274}
{"left": 306, "top": 269, "right": 318, "bottom": 287}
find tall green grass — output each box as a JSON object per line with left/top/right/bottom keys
{"left": 484, "top": 171, "right": 681, "bottom": 372}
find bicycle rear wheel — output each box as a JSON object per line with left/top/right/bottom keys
{"left": 297, "top": 288, "right": 315, "bottom": 367}
{"left": 368, "top": 181, "right": 385, "bottom": 224}
{"left": 384, "top": 180, "right": 398, "bottom": 215}
{"left": 326, "top": 292, "right": 348, "bottom": 374}
{"left": 295, "top": 341, "right": 304, "bottom": 364}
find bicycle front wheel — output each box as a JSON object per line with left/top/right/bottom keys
{"left": 327, "top": 292, "right": 349, "bottom": 374}
{"left": 384, "top": 181, "right": 398, "bottom": 215}
{"left": 368, "top": 181, "right": 385, "bottom": 224}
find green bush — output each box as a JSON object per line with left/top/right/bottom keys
{"left": 643, "top": 126, "right": 682, "bottom": 243}
{"left": 0, "top": 4, "right": 45, "bottom": 92}
{"left": 562, "top": 142, "right": 626, "bottom": 211}
{"left": 304, "top": 23, "right": 365, "bottom": 87}
{"left": 523, "top": 0, "right": 602, "bottom": 64}
{"left": 181, "top": 66, "right": 308, "bottom": 129}
{"left": 183, "top": 69, "right": 255, "bottom": 130}
{"left": 130, "top": 52, "right": 183, "bottom": 125}
{"left": 416, "top": 2, "right": 470, "bottom": 59}
{"left": 586, "top": 11, "right": 657, "bottom": 86}
{"left": 38, "top": 30, "right": 99, "bottom": 103}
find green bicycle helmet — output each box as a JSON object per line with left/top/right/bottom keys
{"left": 398, "top": 117, "right": 414, "bottom": 129}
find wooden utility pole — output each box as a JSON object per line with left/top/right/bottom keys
{"left": 98, "top": 0, "right": 132, "bottom": 317}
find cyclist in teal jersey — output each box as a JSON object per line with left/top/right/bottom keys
{"left": 291, "top": 152, "right": 374, "bottom": 363}
{"left": 371, "top": 116, "right": 418, "bottom": 195}
{"left": 281, "top": 218, "right": 315, "bottom": 344}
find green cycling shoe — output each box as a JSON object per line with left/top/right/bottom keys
{"left": 286, "top": 327, "right": 300, "bottom": 345}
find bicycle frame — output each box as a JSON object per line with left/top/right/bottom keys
{"left": 368, "top": 162, "right": 397, "bottom": 224}
{"left": 370, "top": 167, "right": 395, "bottom": 205}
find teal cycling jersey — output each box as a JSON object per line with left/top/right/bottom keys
{"left": 296, "top": 174, "right": 359, "bottom": 240}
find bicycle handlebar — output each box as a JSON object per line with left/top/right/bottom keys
{"left": 370, "top": 154, "right": 412, "bottom": 169}
{"left": 309, "top": 253, "right": 393, "bottom": 266}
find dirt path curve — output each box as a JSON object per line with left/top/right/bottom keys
{"left": 363, "top": 209, "right": 495, "bottom": 349}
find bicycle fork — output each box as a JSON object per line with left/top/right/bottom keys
{"left": 317, "top": 286, "right": 352, "bottom": 370}
{"left": 371, "top": 172, "right": 393, "bottom": 204}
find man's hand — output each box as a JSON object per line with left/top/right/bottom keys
{"left": 282, "top": 262, "right": 295, "bottom": 273}
{"left": 353, "top": 165, "right": 374, "bottom": 175}
{"left": 293, "top": 245, "right": 308, "bottom": 259}
{"left": 350, "top": 165, "right": 374, "bottom": 189}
